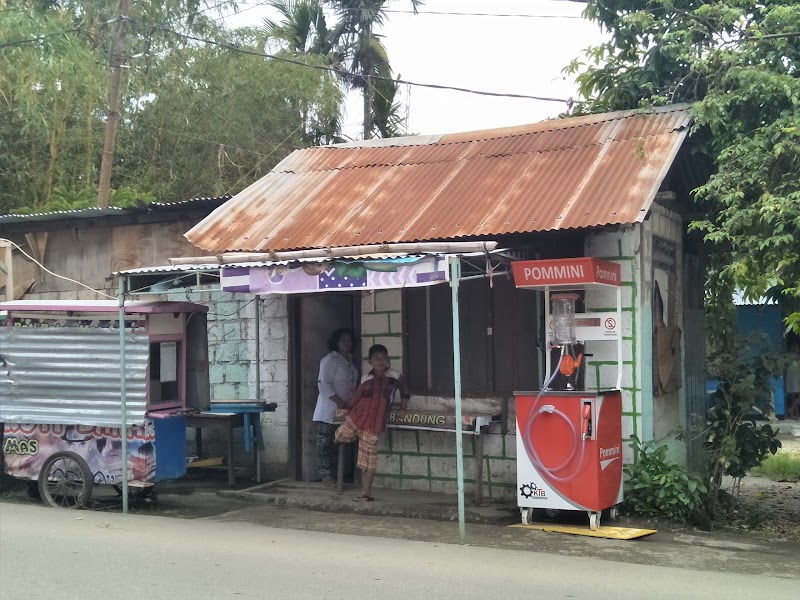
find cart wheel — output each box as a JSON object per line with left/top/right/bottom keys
{"left": 545, "top": 508, "right": 560, "bottom": 519}
{"left": 589, "top": 512, "right": 600, "bottom": 531}
{"left": 608, "top": 507, "right": 619, "bottom": 522}
{"left": 38, "top": 451, "right": 93, "bottom": 509}
{"left": 521, "top": 507, "right": 534, "bottom": 526}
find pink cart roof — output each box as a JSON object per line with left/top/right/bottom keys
{"left": 0, "top": 300, "right": 208, "bottom": 314}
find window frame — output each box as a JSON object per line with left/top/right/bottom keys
{"left": 146, "top": 334, "right": 186, "bottom": 411}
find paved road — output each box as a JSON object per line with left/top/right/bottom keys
{"left": 0, "top": 503, "right": 794, "bottom": 600}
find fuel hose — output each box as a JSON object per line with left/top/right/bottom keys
{"left": 522, "top": 349, "right": 587, "bottom": 483}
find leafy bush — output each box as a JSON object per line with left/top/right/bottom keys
{"left": 624, "top": 435, "right": 708, "bottom": 520}
{"left": 109, "top": 186, "right": 156, "bottom": 208}
{"left": 10, "top": 186, "right": 155, "bottom": 214}
{"left": 703, "top": 337, "right": 783, "bottom": 514}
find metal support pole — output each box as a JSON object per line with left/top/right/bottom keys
{"left": 254, "top": 295, "right": 262, "bottom": 483}
{"left": 616, "top": 286, "right": 623, "bottom": 390}
{"left": 118, "top": 276, "right": 128, "bottom": 513}
{"left": 449, "top": 257, "right": 466, "bottom": 544}
{"left": 544, "top": 286, "right": 551, "bottom": 388}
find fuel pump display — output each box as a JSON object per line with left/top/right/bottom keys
{"left": 511, "top": 258, "right": 624, "bottom": 531}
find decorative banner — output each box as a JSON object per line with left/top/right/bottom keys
{"left": 222, "top": 255, "right": 449, "bottom": 294}
{"left": 3, "top": 422, "right": 156, "bottom": 484}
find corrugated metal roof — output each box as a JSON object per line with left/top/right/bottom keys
{"left": 0, "top": 196, "right": 231, "bottom": 225}
{"left": 186, "top": 105, "right": 693, "bottom": 253}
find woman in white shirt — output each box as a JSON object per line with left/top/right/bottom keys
{"left": 313, "top": 328, "right": 358, "bottom": 486}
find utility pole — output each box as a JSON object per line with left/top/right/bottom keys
{"left": 97, "top": 0, "right": 132, "bottom": 208}
{"left": 0, "top": 240, "right": 13, "bottom": 301}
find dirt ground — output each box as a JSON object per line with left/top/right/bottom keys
{"left": 2, "top": 430, "right": 798, "bottom": 543}
{"left": 717, "top": 433, "right": 800, "bottom": 541}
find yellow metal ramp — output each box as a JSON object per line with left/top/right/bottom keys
{"left": 510, "top": 523, "right": 657, "bottom": 540}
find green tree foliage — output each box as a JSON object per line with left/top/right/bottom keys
{"left": 372, "top": 73, "right": 406, "bottom": 138}
{"left": 262, "top": 0, "right": 348, "bottom": 144}
{"left": 0, "top": 6, "right": 107, "bottom": 212}
{"left": 568, "top": 0, "right": 800, "bottom": 332}
{"left": 120, "top": 25, "right": 343, "bottom": 200}
{"left": 329, "top": 0, "right": 421, "bottom": 139}
{"left": 0, "top": 0, "right": 344, "bottom": 213}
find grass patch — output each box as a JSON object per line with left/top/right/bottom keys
{"left": 750, "top": 452, "right": 800, "bottom": 482}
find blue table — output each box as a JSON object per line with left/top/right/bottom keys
{"left": 207, "top": 401, "right": 277, "bottom": 483}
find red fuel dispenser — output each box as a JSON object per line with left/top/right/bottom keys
{"left": 511, "top": 258, "right": 624, "bottom": 530}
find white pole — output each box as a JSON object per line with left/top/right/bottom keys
{"left": 544, "top": 286, "right": 551, "bottom": 388}
{"left": 616, "top": 286, "right": 623, "bottom": 390}
{"left": 449, "top": 256, "right": 466, "bottom": 544}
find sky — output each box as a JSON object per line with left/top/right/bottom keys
{"left": 225, "top": 0, "right": 609, "bottom": 138}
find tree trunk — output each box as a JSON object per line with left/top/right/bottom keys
{"left": 84, "top": 93, "right": 95, "bottom": 186}
{"left": 43, "top": 91, "right": 67, "bottom": 205}
{"left": 97, "top": 0, "right": 132, "bottom": 208}
{"left": 363, "top": 75, "right": 373, "bottom": 140}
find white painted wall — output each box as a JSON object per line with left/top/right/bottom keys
{"left": 584, "top": 225, "right": 644, "bottom": 466}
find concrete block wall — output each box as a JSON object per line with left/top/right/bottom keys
{"left": 362, "top": 288, "right": 515, "bottom": 499}
{"left": 644, "top": 203, "right": 687, "bottom": 464}
{"left": 584, "top": 226, "right": 643, "bottom": 466}
{"left": 253, "top": 294, "right": 290, "bottom": 476}
{"left": 584, "top": 209, "right": 687, "bottom": 466}
{"left": 167, "top": 289, "right": 290, "bottom": 477}
{"left": 372, "top": 425, "right": 518, "bottom": 500}
{"left": 360, "top": 290, "right": 403, "bottom": 372}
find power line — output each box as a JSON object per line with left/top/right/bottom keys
{"left": 339, "top": 8, "right": 582, "bottom": 19}
{"left": 153, "top": 26, "right": 569, "bottom": 103}
{"left": 0, "top": 27, "right": 84, "bottom": 49}
{"left": 205, "top": 0, "right": 276, "bottom": 23}
{"left": 227, "top": 2, "right": 582, "bottom": 21}
{"left": 134, "top": 121, "right": 271, "bottom": 156}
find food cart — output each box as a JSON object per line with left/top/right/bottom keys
{"left": 0, "top": 300, "right": 210, "bottom": 508}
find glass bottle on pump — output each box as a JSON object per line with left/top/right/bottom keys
{"left": 550, "top": 293, "right": 583, "bottom": 391}
{"left": 551, "top": 293, "right": 579, "bottom": 345}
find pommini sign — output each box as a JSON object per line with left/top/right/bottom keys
{"left": 524, "top": 263, "right": 586, "bottom": 282}
{"left": 512, "top": 258, "right": 621, "bottom": 288}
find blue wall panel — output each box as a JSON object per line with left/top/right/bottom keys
{"left": 154, "top": 415, "right": 187, "bottom": 481}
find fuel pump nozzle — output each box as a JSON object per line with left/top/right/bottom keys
{"left": 582, "top": 402, "right": 592, "bottom": 439}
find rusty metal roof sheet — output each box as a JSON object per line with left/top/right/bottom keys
{"left": 186, "top": 105, "right": 693, "bottom": 253}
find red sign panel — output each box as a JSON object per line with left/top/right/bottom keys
{"left": 512, "top": 258, "right": 621, "bottom": 288}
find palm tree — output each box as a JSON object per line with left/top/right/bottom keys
{"left": 263, "top": 0, "right": 343, "bottom": 57}
{"left": 329, "top": 0, "right": 422, "bottom": 139}
{"left": 263, "top": 1, "right": 347, "bottom": 144}
{"left": 373, "top": 73, "right": 407, "bottom": 138}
